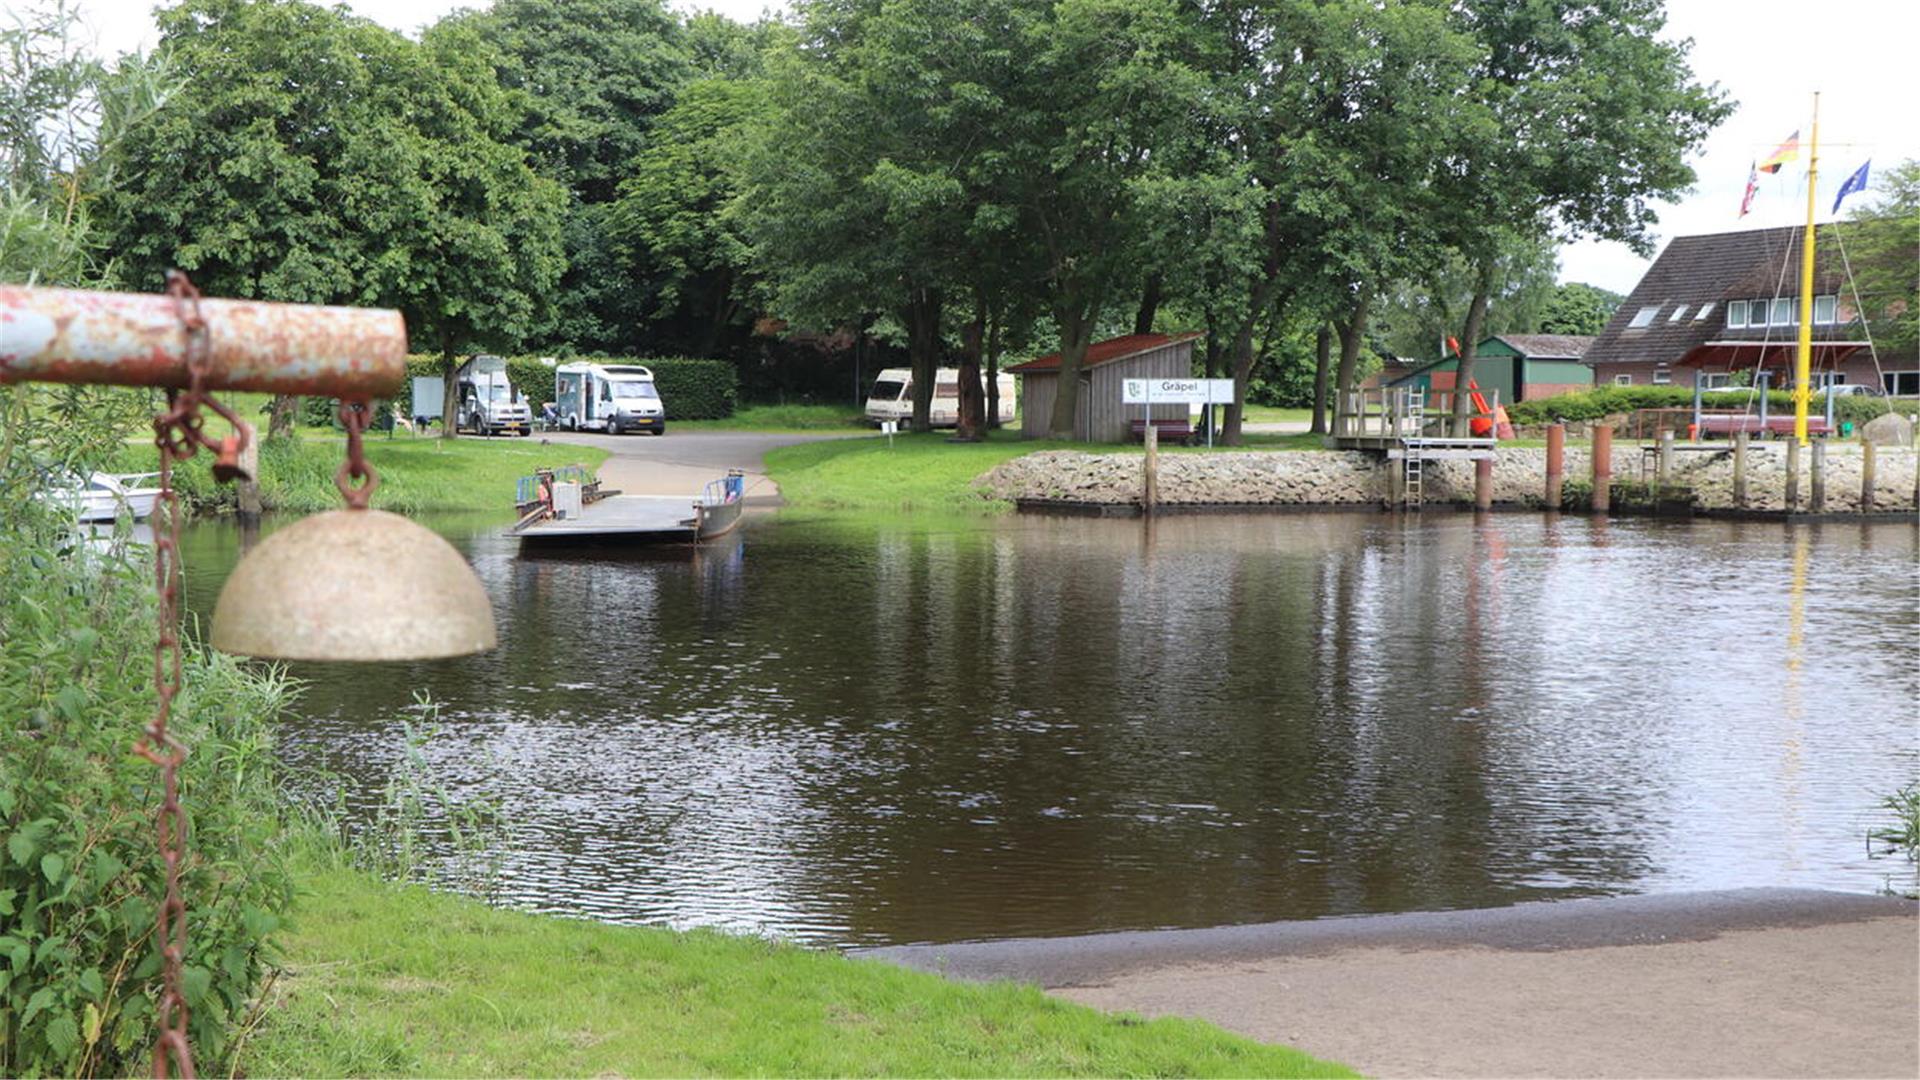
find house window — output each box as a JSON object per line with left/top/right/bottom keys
{"left": 1727, "top": 301, "right": 1747, "bottom": 328}
{"left": 1694, "top": 303, "right": 1715, "bottom": 321}
{"left": 1771, "top": 297, "right": 1793, "bottom": 326}
{"left": 1884, "top": 371, "right": 1920, "bottom": 396}
{"left": 1813, "top": 295, "right": 1837, "bottom": 325}
{"left": 1628, "top": 305, "right": 1661, "bottom": 328}
{"left": 1613, "top": 373, "right": 1633, "bottom": 386}
{"left": 1703, "top": 373, "right": 1736, "bottom": 389}
{"left": 1669, "top": 305, "right": 1690, "bottom": 322}
{"left": 1652, "top": 368, "right": 1672, "bottom": 385}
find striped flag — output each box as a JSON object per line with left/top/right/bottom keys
{"left": 1739, "top": 161, "right": 1759, "bottom": 217}
{"left": 1758, "top": 131, "right": 1799, "bottom": 175}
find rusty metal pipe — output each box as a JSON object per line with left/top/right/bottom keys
{"left": 1, "top": 285, "right": 407, "bottom": 398}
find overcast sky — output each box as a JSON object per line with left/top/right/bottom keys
{"left": 65, "top": 0, "right": 1920, "bottom": 295}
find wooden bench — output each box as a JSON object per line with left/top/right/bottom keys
{"left": 1129, "top": 418, "right": 1194, "bottom": 444}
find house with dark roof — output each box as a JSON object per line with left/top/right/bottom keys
{"left": 1583, "top": 225, "right": 1894, "bottom": 392}
{"left": 1386, "top": 334, "right": 1595, "bottom": 404}
{"left": 1007, "top": 332, "right": 1199, "bottom": 441}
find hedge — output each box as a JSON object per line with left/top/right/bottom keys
{"left": 393, "top": 355, "right": 737, "bottom": 420}
{"left": 1507, "top": 385, "right": 1900, "bottom": 427}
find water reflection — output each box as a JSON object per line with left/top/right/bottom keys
{"left": 178, "top": 512, "right": 1920, "bottom": 946}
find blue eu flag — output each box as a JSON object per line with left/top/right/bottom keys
{"left": 1832, "top": 160, "right": 1871, "bottom": 214}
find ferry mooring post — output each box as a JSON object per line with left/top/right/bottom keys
{"left": 1545, "top": 424, "right": 1564, "bottom": 507}
{"left": 1474, "top": 458, "right": 1493, "bottom": 510}
{"left": 1141, "top": 421, "right": 1158, "bottom": 515}
{"left": 1591, "top": 425, "right": 1612, "bottom": 513}
{"left": 1861, "top": 439, "right": 1876, "bottom": 512}
{"left": 1733, "top": 430, "right": 1749, "bottom": 508}
{"left": 1809, "top": 440, "right": 1826, "bottom": 512}
{"left": 1786, "top": 437, "right": 1802, "bottom": 511}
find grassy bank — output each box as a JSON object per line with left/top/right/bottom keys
{"left": 764, "top": 429, "right": 1322, "bottom": 513}
{"left": 676, "top": 403, "right": 870, "bottom": 432}
{"left": 765, "top": 431, "right": 1069, "bottom": 512}
{"left": 240, "top": 862, "right": 1351, "bottom": 1078}
{"left": 114, "top": 433, "right": 609, "bottom": 515}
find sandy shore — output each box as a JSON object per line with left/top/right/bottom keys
{"left": 865, "top": 889, "right": 1918, "bottom": 1078}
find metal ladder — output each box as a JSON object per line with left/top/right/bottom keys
{"left": 1402, "top": 388, "right": 1425, "bottom": 509}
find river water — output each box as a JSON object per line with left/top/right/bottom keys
{"left": 180, "top": 510, "right": 1918, "bottom": 947}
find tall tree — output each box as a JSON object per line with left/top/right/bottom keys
{"left": 1539, "top": 281, "right": 1625, "bottom": 336}
{"left": 101, "top": 0, "right": 566, "bottom": 439}
{"left": 1836, "top": 158, "right": 1920, "bottom": 367}
{"left": 1186, "top": 0, "right": 1485, "bottom": 443}
{"left": 443, "top": 0, "right": 692, "bottom": 351}
{"left": 1440, "top": 0, "right": 1730, "bottom": 432}
{"left": 610, "top": 77, "right": 771, "bottom": 356}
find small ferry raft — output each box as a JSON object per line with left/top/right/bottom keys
{"left": 510, "top": 466, "right": 745, "bottom": 544}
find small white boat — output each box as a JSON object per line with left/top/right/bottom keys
{"left": 43, "top": 472, "right": 163, "bottom": 523}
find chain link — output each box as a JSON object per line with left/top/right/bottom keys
{"left": 334, "top": 397, "right": 379, "bottom": 508}
{"left": 137, "top": 270, "right": 250, "bottom": 1080}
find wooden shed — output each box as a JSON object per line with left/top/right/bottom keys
{"left": 1007, "top": 333, "right": 1200, "bottom": 441}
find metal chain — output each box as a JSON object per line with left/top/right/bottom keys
{"left": 137, "top": 270, "right": 249, "bottom": 1080}
{"left": 334, "top": 397, "right": 378, "bottom": 508}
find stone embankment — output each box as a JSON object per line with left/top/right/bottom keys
{"left": 977, "top": 445, "right": 1920, "bottom": 514}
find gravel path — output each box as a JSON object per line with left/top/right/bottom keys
{"left": 864, "top": 889, "right": 1918, "bottom": 1078}
{"left": 538, "top": 430, "right": 859, "bottom": 504}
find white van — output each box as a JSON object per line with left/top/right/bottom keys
{"left": 554, "top": 362, "right": 666, "bottom": 435}
{"left": 865, "top": 367, "right": 1016, "bottom": 428}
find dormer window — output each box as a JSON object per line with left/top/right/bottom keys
{"left": 1813, "top": 295, "right": 1837, "bottom": 325}
{"left": 1628, "top": 305, "right": 1661, "bottom": 328}
{"left": 1727, "top": 301, "right": 1748, "bottom": 328}
{"left": 1669, "top": 305, "right": 1690, "bottom": 322}
{"left": 1771, "top": 298, "right": 1793, "bottom": 326}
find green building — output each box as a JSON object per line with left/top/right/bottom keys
{"left": 1387, "top": 334, "right": 1595, "bottom": 404}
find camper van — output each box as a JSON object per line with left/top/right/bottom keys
{"left": 553, "top": 362, "right": 666, "bottom": 435}
{"left": 864, "top": 368, "right": 1016, "bottom": 428}
{"left": 410, "top": 355, "right": 532, "bottom": 436}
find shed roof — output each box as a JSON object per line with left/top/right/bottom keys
{"left": 1491, "top": 334, "right": 1594, "bottom": 359}
{"left": 1007, "top": 332, "right": 1201, "bottom": 374}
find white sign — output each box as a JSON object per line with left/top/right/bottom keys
{"left": 1122, "top": 378, "right": 1236, "bottom": 405}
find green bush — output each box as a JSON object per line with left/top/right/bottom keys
{"left": 645, "top": 358, "right": 737, "bottom": 420}
{"left": 2, "top": 484, "right": 295, "bottom": 1075}
{"left": 1509, "top": 385, "right": 1906, "bottom": 428}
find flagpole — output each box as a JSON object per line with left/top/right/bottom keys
{"left": 1793, "top": 93, "right": 1820, "bottom": 446}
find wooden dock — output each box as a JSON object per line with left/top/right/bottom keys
{"left": 513, "top": 470, "right": 744, "bottom": 544}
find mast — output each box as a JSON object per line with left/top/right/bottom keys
{"left": 1793, "top": 93, "right": 1821, "bottom": 445}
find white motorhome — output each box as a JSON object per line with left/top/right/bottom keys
{"left": 553, "top": 362, "right": 666, "bottom": 435}
{"left": 410, "top": 354, "right": 533, "bottom": 436}
{"left": 864, "top": 367, "right": 1016, "bottom": 428}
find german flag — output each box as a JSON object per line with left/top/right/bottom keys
{"left": 1758, "top": 131, "right": 1799, "bottom": 174}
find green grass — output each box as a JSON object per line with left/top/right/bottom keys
{"left": 239, "top": 863, "right": 1352, "bottom": 1078}
{"left": 1241, "top": 405, "right": 1313, "bottom": 425}
{"left": 676, "top": 403, "right": 871, "bottom": 433}
{"left": 115, "top": 432, "right": 609, "bottom": 515}
{"left": 765, "top": 430, "right": 1071, "bottom": 513}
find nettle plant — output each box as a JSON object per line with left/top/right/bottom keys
{"left": 2, "top": 398, "right": 298, "bottom": 1076}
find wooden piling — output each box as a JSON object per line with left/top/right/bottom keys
{"left": 1809, "top": 441, "right": 1826, "bottom": 512}
{"left": 1861, "top": 439, "right": 1876, "bottom": 512}
{"left": 1732, "top": 430, "right": 1749, "bottom": 508}
{"left": 236, "top": 418, "right": 262, "bottom": 525}
{"left": 1591, "top": 425, "right": 1612, "bottom": 513}
{"left": 1785, "top": 438, "right": 1801, "bottom": 512}
{"left": 1474, "top": 457, "right": 1493, "bottom": 510}
{"left": 1142, "top": 422, "right": 1158, "bottom": 516}
{"left": 1545, "top": 424, "right": 1564, "bottom": 507}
